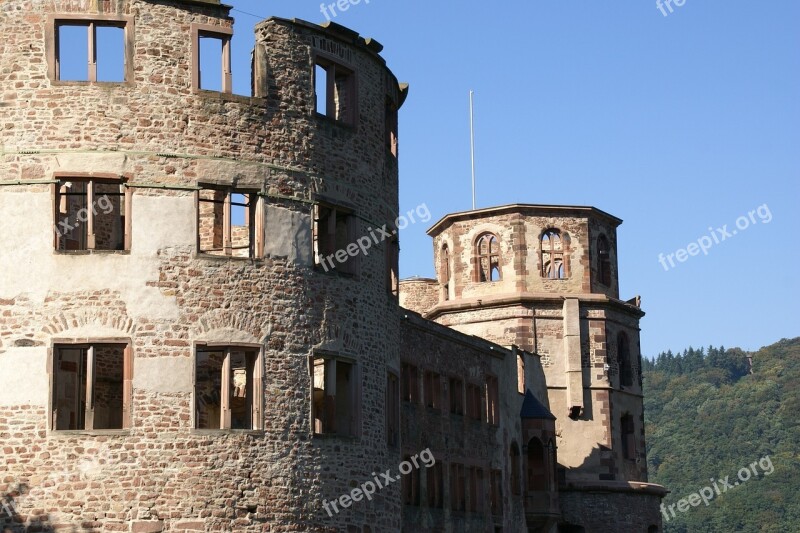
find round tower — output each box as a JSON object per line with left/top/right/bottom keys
{"left": 0, "top": 1, "right": 407, "bottom": 531}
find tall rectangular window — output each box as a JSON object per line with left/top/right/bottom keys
{"left": 385, "top": 101, "right": 398, "bottom": 157}
{"left": 387, "top": 235, "right": 400, "bottom": 297}
{"left": 312, "top": 355, "right": 357, "bottom": 437}
{"left": 55, "top": 178, "right": 129, "bottom": 252}
{"left": 401, "top": 363, "right": 419, "bottom": 404}
{"left": 386, "top": 372, "right": 400, "bottom": 447}
{"left": 449, "top": 377, "right": 464, "bottom": 416}
{"left": 49, "top": 17, "right": 132, "bottom": 83}
{"left": 198, "top": 187, "right": 264, "bottom": 258}
{"left": 195, "top": 346, "right": 262, "bottom": 430}
{"left": 52, "top": 343, "right": 131, "bottom": 430}
{"left": 423, "top": 370, "right": 441, "bottom": 411}
{"left": 427, "top": 462, "right": 444, "bottom": 508}
{"left": 450, "top": 463, "right": 465, "bottom": 512}
{"left": 486, "top": 376, "right": 499, "bottom": 426}
{"left": 314, "top": 57, "right": 356, "bottom": 125}
{"left": 402, "top": 454, "right": 420, "bottom": 506}
{"left": 313, "top": 203, "right": 357, "bottom": 274}
{"left": 192, "top": 24, "right": 232, "bottom": 93}
{"left": 490, "top": 469, "right": 503, "bottom": 516}
{"left": 466, "top": 383, "right": 484, "bottom": 422}
{"left": 468, "top": 467, "right": 484, "bottom": 512}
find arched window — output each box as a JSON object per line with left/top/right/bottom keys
{"left": 441, "top": 244, "right": 451, "bottom": 301}
{"left": 526, "top": 437, "right": 547, "bottom": 491}
{"left": 475, "top": 233, "right": 501, "bottom": 282}
{"left": 510, "top": 442, "right": 521, "bottom": 495}
{"left": 618, "top": 332, "right": 633, "bottom": 388}
{"left": 541, "top": 229, "right": 567, "bottom": 279}
{"left": 621, "top": 413, "right": 636, "bottom": 461}
{"left": 598, "top": 235, "right": 611, "bottom": 287}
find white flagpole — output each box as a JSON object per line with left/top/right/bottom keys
{"left": 470, "top": 90, "right": 476, "bottom": 210}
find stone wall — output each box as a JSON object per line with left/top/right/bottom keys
{"left": 398, "top": 312, "right": 553, "bottom": 533}
{"left": 0, "top": 1, "right": 407, "bottom": 531}
{"left": 397, "top": 278, "right": 438, "bottom": 315}
{"left": 559, "top": 487, "right": 665, "bottom": 532}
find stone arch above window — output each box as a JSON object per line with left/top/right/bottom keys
{"left": 526, "top": 437, "right": 548, "bottom": 491}
{"left": 541, "top": 229, "right": 569, "bottom": 279}
{"left": 597, "top": 234, "right": 612, "bottom": 287}
{"left": 474, "top": 233, "right": 501, "bottom": 282}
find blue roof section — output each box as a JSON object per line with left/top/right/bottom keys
{"left": 520, "top": 389, "right": 557, "bottom": 420}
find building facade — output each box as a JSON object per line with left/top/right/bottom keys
{"left": 0, "top": 1, "right": 664, "bottom": 531}
{"left": 399, "top": 205, "right": 667, "bottom": 531}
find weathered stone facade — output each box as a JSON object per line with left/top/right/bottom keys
{"left": 401, "top": 205, "right": 667, "bottom": 531}
{"left": 0, "top": 1, "right": 664, "bottom": 532}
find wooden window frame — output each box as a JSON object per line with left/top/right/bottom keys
{"left": 466, "top": 382, "right": 484, "bottom": 422}
{"left": 467, "top": 466, "right": 484, "bottom": 513}
{"left": 46, "top": 14, "right": 135, "bottom": 84}
{"left": 486, "top": 375, "right": 499, "bottom": 426}
{"left": 423, "top": 370, "right": 442, "bottom": 411}
{"left": 50, "top": 341, "right": 133, "bottom": 432}
{"left": 193, "top": 343, "right": 264, "bottom": 431}
{"left": 401, "top": 362, "right": 419, "bottom": 404}
{"left": 427, "top": 461, "right": 444, "bottom": 508}
{"left": 53, "top": 174, "right": 131, "bottom": 252}
{"left": 191, "top": 24, "right": 233, "bottom": 94}
{"left": 314, "top": 54, "right": 358, "bottom": 126}
{"left": 197, "top": 186, "right": 264, "bottom": 259}
{"left": 310, "top": 353, "right": 360, "bottom": 438}
{"left": 449, "top": 376, "right": 464, "bottom": 416}
{"left": 450, "top": 462, "right": 466, "bottom": 512}
{"left": 312, "top": 202, "right": 358, "bottom": 275}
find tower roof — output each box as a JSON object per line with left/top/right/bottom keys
{"left": 427, "top": 203, "right": 623, "bottom": 237}
{"left": 520, "top": 390, "right": 557, "bottom": 420}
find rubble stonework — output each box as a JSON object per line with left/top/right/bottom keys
{"left": 0, "top": 1, "right": 665, "bottom": 531}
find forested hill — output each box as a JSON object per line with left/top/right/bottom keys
{"left": 643, "top": 338, "right": 800, "bottom": 532}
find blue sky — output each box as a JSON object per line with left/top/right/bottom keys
{"left": 74, "top": 1, "right": 800, "bottom": 356}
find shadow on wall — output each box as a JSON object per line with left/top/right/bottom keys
{"left": 1, "top": 485, "right": 80, "bottom": 533}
